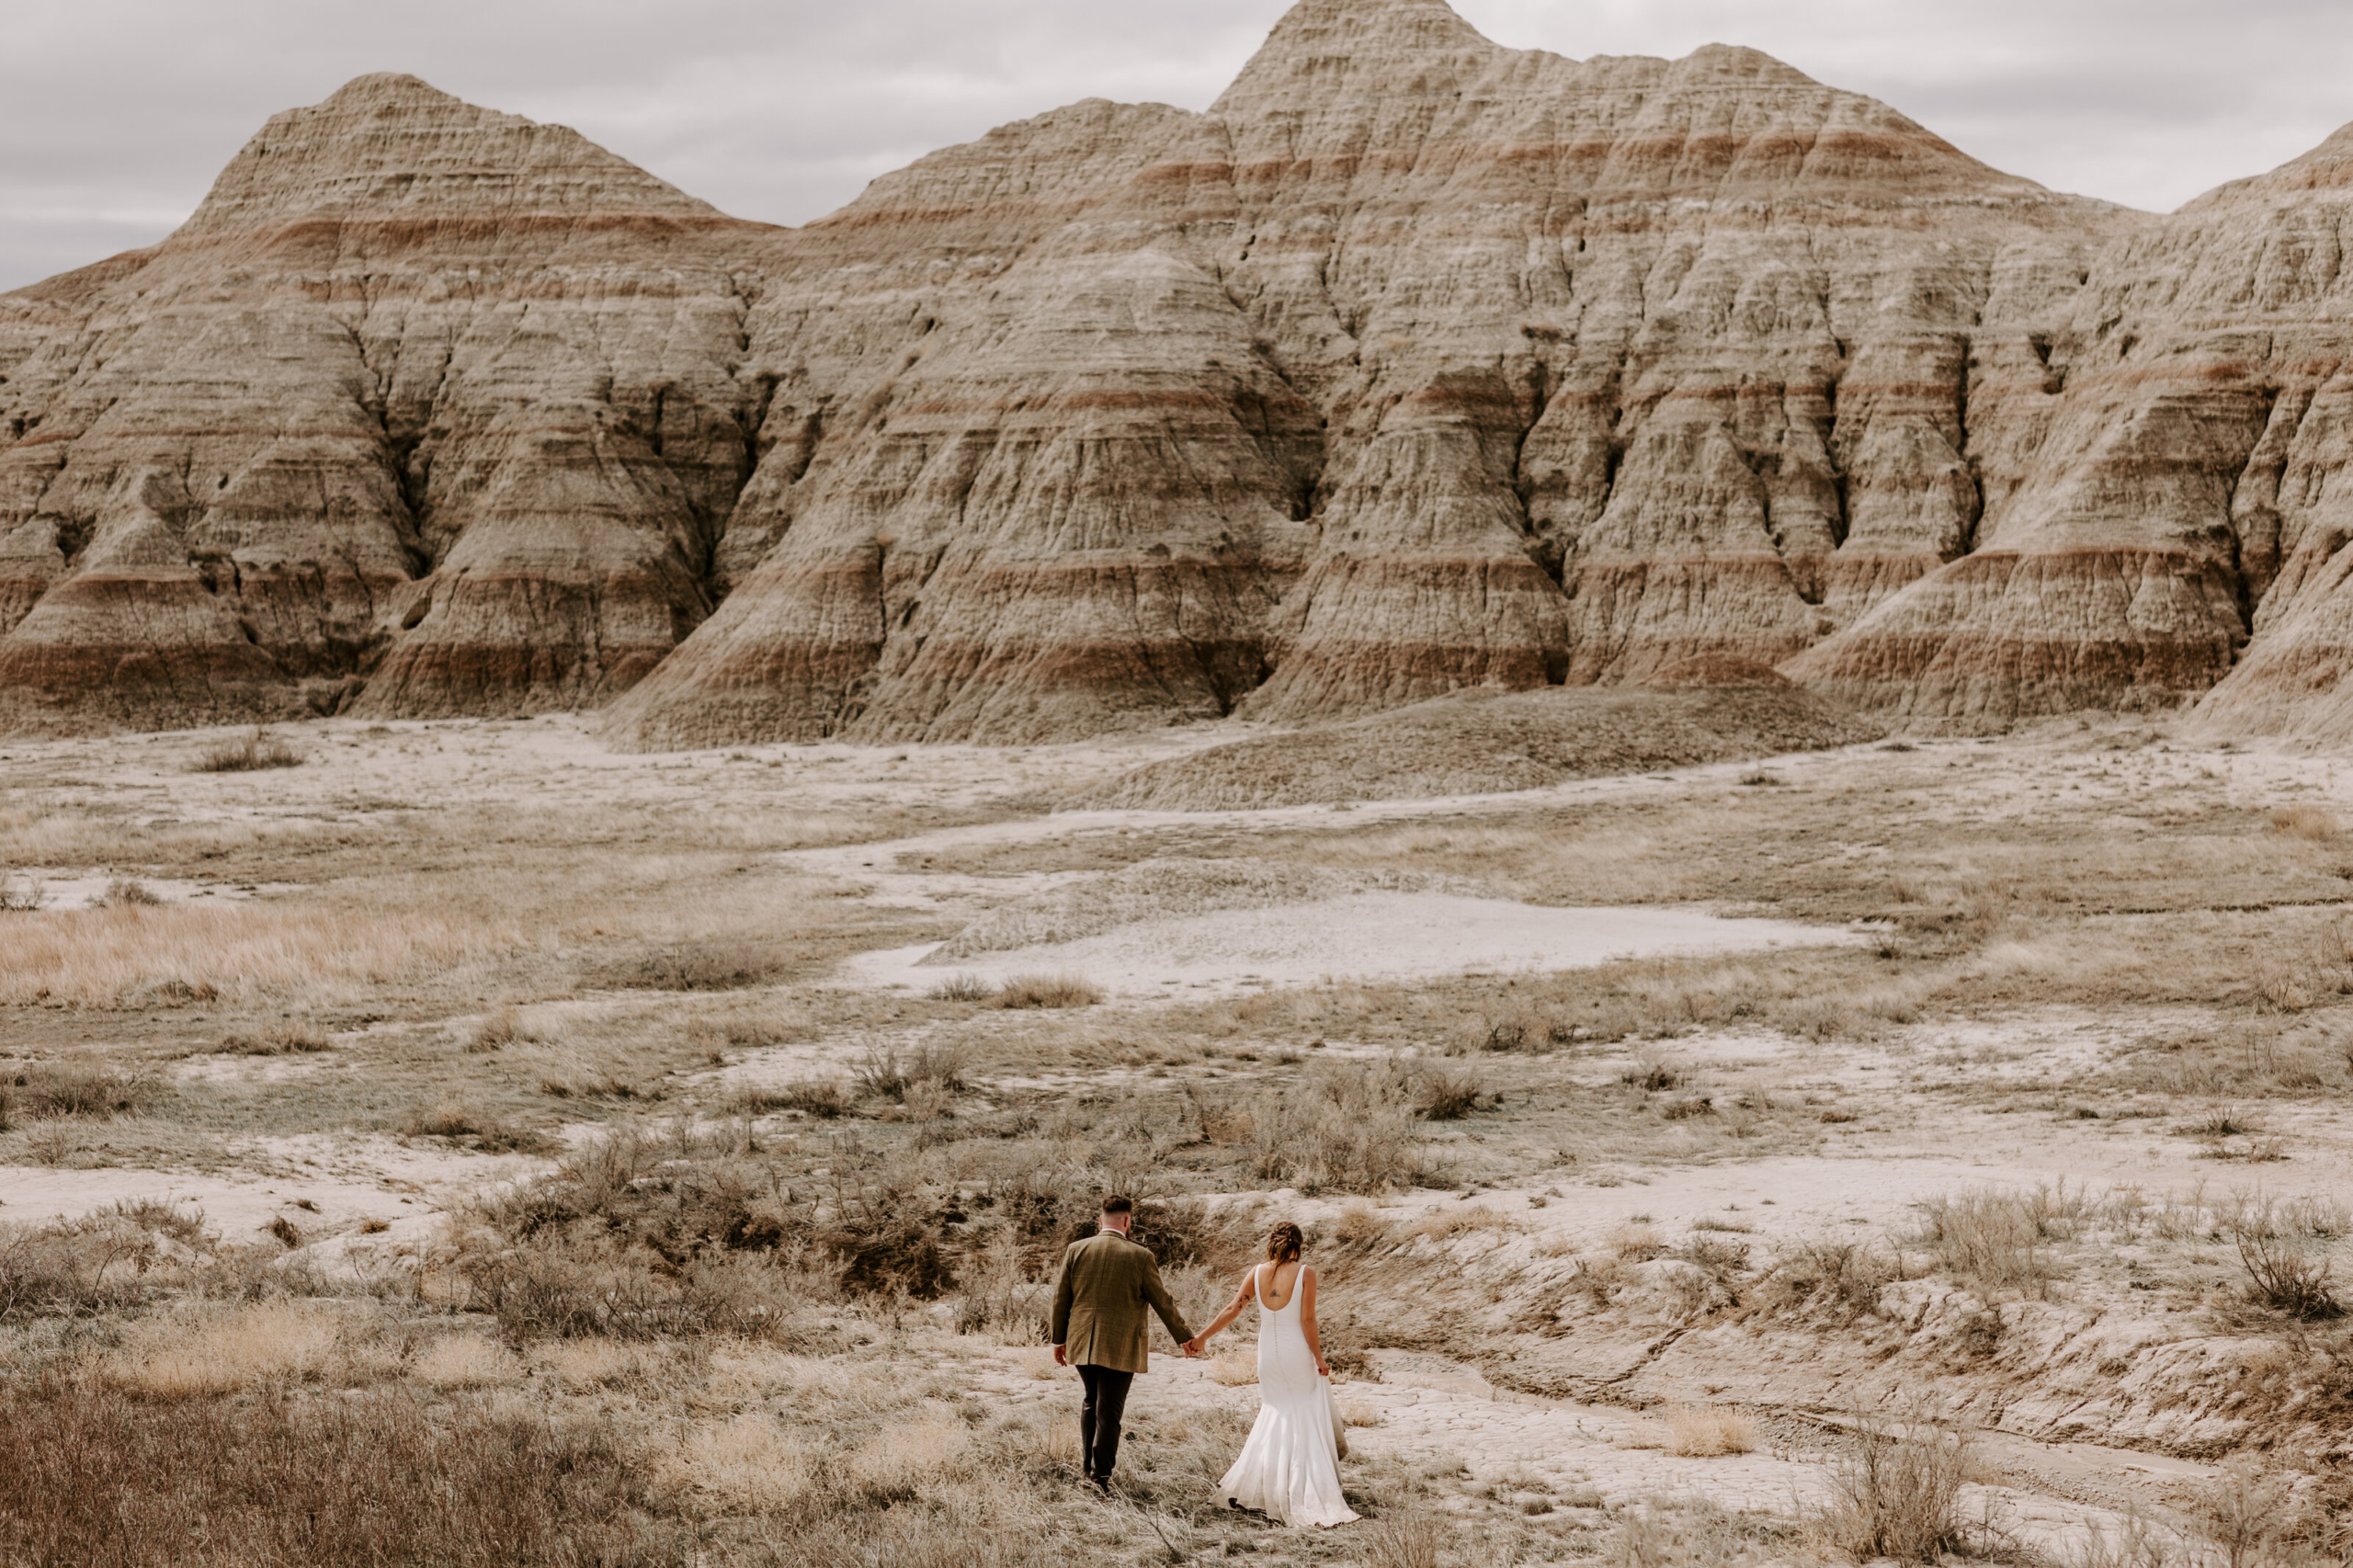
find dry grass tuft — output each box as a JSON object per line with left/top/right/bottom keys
{"left": 1608, "top": 1222, "right": 1666, "bottom": 1261}
{"left": 470, "top": 1006, "right": 528, "bottom": 1052}
{"left": 1666, "top": 1405, "right": 1759, "bottom": 1456}
{"left": 1205, "top": 1349, "right": 1258, "bottom": 1386}
{"left": 191, "top": 727, "right": 305, "bottom": 773}
{"left": 1359, "top": 1508, "right": 1451, "bottom": 1568}
{"left": 2269, "top": 804, "right": 2343, "bottom": 842}
{"left": 546, "top": 1338, "right": 645, "bottom": 1389}
{"left": 844, "top": 1412, "right": 973, "bottom": 1500}
{"left": 926, "top": 971, "right": 995, "bottom": 1002}
{"left": 659, "top": 1413, "right": 812, "bottom": 1512}
{"left": 853, "top": 1040, "right": 968, "bottom": 1101}
{"left": 1621, "top": 1052, "right": 1682, "bottom": 1092}
{"left": 99, "top": 1301, "right": 343, "bottom": 1397}
{"left": 1414, "top": 1206, "right": 1524, "bottom": 1242}
{"left": 1237, "top": 1060, "right": 1438, "bottom": 1194}
{"left": 1814, "top": 1415, "right": 1975, "bottom": 1563}
{"left": 1917, "top": 1187, "right": 2063, "bottom": 1296}
{"left": 1412, "top": 1062, "right": 1485, "bottom": 1120}
{"left": 412, "top": 1334, "right": 521, "bottom": 1389}
{"left": 1756, "top": 1239, "right": 1898, "bottom": 1322}
{"left": 219, "top": 1024, "right": 329, "bottom": 1056}
{"left": 2229, "top": 1204, "right": 2343, "bottom": 1320}
{"left": 401, "top": 1096, "right": 551, "bottom": 1154}
{"left": 739, "top": 1078, "right": 850, "bottom": 1119}
{"left": 1331, "top": 1201, "right": 1397, "bottom": 1246}
{"left": 0, "top": 872, "right": 44, "bottom": 913}
{"left": 93, "top": 878, "right": 164, "bottom": 908}
{"left": 991, "top": 972, "right": 1102, "bottom": 1010}
{"left": 607, "top": 937, "right": 794, "bottom": 994}
{"left": 2, "top": 1061, "right": 153, "bottom": 1120}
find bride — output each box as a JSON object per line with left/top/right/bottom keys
{"left": 1186, "top": 1221, "right": 1360, "bottom": 1529}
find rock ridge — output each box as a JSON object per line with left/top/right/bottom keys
{"left": 7, "top": 0, "right": 2353, "bottom": 740}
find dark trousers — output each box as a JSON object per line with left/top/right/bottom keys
{"left": 1076, "top": 1363, "right": 1134, "bottom": 1481}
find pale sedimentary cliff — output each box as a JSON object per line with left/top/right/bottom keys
{"left": 9, "top": 0, "right": 2353, "bottom": 741}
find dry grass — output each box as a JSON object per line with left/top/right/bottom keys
{"left": 1413, "top": 1206, "right": 1525, "bottom": 1242}
{"left": 1235, "top": 1060, "right": 1438, "bottom": 1194}
{"left": 852, "top": 1040, "right": 969, "bottom": 1100}
{"left": 739, "top": 1078, "right": 850, "bottom": 1119}
{"left": 219, "top": 1023, "right": 329, "bottom": 1055}
{"left": 1, "top": 1061, "right": 153, "bottom": 1119}
{"left": 0, "top": 901, "right": 531, "bottom": 1008}
{"left": 1916, "top": 1187, "right": 2068, "bottom": 1297}
{"left": 926, "top": 971, "right": 995, "bottom": 1002}
{"left": 660, "top": 1414, "right": 813, "bottom": 1512}
{"left": 1412, "top": 1062, "right": 1485, "bottom": 1120}
{"left": 1359, "top": 1508, "right": 1452, "bottom": 1568}
{"left": 99, "top": 1301, "right": 344, "bottom": 1397}
{"left": 0, "top": 1381, "right": 673, "bottom": 1566}
{"left": 2268, "top": 804, "right": 2343, "bottom": 842}
{"left": 93, "top": 877, "right": 164, "bottom": 907}
{"left": 412, "top": 1334, "right": 522, "bottom": 1389}
{"left": 991, "top": 972, "right": 1102, "bottom": 1010}
{"left": 1608, "top": 1222, "right": 1666, "bottom": 1260}
{"left": 2229, "top": 1204, "right": 2344, "bottom": 1320}
{"left": 845, "top": 1412, "right": 974, "bottom": 1498}
{"left": 470, "top": 1006, "right": 529, "bottom": 1051}
{"left": 0, "top": 1204, "right": 203, "bottom": 1320}
{"left": 401, "top": 1095, "right": 551, "bottom": 1153}
{"left": 1608, "top": 1495, "right": 1781, "bottom": 1568}
{"left": 1666, "top": 1406, "right": 1759, "bottom": 1457}
{"left": 1754, "top": 1240, "right": 1899, "bottom": 1322}
{"left": 547, "top": 1337, "right": 649, "bottom": 1389}
{"left": 1814, "top": 1415, "right": 1976, "bottom": 1562}
{"left": 190, "top": 726, "right": 305, "bottom": 773}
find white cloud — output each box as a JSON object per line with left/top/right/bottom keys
{"left": 6, "top": 0, "right": 2352, "bottom": 290}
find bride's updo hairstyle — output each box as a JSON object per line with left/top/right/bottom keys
{"left": 1265, "top": 1221, "right": 1304, "bottom": 1263}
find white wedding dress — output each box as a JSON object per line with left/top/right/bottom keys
{"left": 1215, "top": 1264, "right": 1360, "bottom": 1529}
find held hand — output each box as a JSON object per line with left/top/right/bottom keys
{"left": 1315, "top": 1358, "right": 1331, "bottom": 1378}
{"left": 1182, "top": 1337, "right": 1202, "bottom": 1358}
{"left": 1052, "top": 1344, "right": 1067, "bottom": 1368}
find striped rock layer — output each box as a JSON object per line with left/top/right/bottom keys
{"left": 8, "top": 0, "right": 2353, "bottom": 740}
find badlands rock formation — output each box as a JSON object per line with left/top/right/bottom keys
{"left": 610, "top": 0, "right": 2134, "bottom": 744}
{"left": 9, "top": 0, "right": 2353, "bottom": 739}
{"left": 0, "top": 74, "right": 779, "bottom": 729}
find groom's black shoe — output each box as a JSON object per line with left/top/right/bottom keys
{"left": 1083, "top": 1474, "right": 1111, "bottom": 1496}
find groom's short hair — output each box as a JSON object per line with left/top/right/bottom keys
{"left": 1100, "top": 1195, "right": 1134, "bottom": 1216}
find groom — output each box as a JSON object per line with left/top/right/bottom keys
{"left": 1050, "top": 1194, "right": 1199, "bottom": 1493}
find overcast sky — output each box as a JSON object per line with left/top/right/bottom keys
{"left": 7, "top": 0, "right": 2353, "bottom": 292}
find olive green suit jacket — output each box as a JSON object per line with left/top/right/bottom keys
{"left": 1049, "top": 1230, "right": 1195, "bottom": 1375}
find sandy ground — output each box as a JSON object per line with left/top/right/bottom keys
{"left": 7, "top": 710, "right": 2353, "bottom": 1554}
{"left": 961, "top": 1339, "right": 2188, "bottom": 1560}
{"left": 847, "top": 895, "right": 1858, "bottom": 998}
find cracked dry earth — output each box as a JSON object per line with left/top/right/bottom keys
{"left": 3, "top": 710, "right": 2352, "bottom": 1564}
